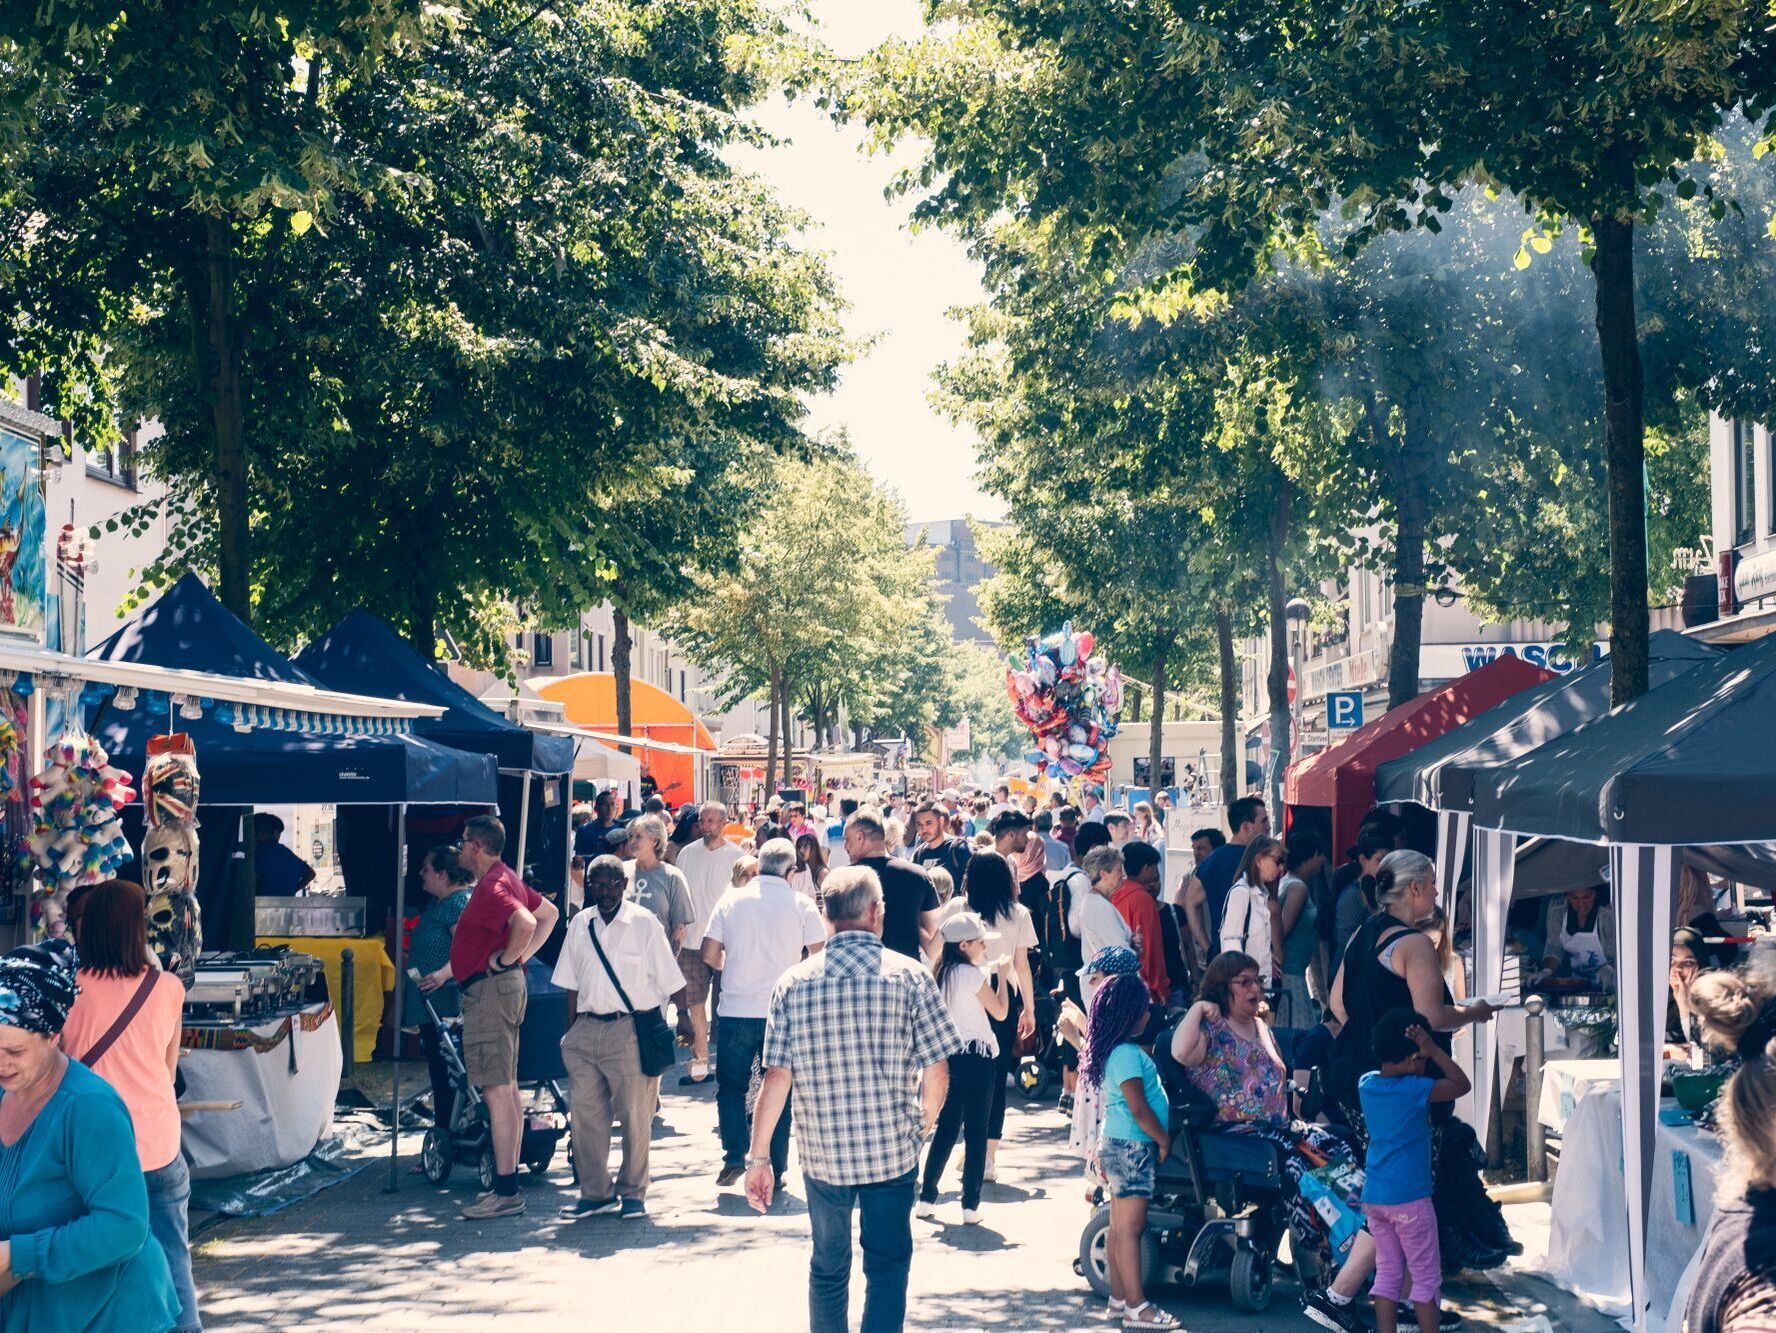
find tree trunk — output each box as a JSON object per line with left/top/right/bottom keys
{"left": 1265, "top": 479, "right": 1294, "bottom": 816}
{"left": 1386, "top": 431, "right": 1432, "bottom": 709}
{"left": 612, "top": 607, "right": 634, "bottom": 754}
{"left": 764, "top": 668, "right": 781, "bottom": 799}
{"left": 1126, "top": 682, "right": 1145, "bottom": 724}
{"left": 1148, "top": 639, "right": 1169, "bottom": 798}
{"left": 1216, "top": 606, "right": 1239, "bottom": 810}
{"left": 411, "top": 582, "right": 438, "bottom": 665}
{"left": 204, "top": 215, "right": 251, "bottom": 621}
{"left": 1591, "top": 210, "right": 1651, "bottom": 705}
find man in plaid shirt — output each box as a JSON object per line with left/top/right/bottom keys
{"left": 745, "top": 866, "right": 961, "bottom": 1333}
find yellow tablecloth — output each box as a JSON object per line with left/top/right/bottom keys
{"left": 259, "top": 936, "right": 395, "bottom": 1064}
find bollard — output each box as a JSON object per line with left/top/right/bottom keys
{"left": 1525, "top": 994, "right": 1546, "bottom": 1182}
{"left": 340, "top": 948, "right": 356, "bottom": 1083}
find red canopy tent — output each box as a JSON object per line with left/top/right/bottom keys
{"left": 1285, "top": 655, "right": 1555, "bottom": 855}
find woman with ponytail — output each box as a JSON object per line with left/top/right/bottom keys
{"left": 1685, "top": 1054, "right": 1776, "bottom": 1333}
{"left": 1082, "top": 960, "right": 1178, "bottom": 1330}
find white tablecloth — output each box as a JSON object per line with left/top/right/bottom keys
{"left": 1538, "top": 1058, "right": 1620, "bottom": 1133}
{"left": 1647, "top": 1116, "right": 1724, "bottom": 1329}
{"left": 180, "top": 1003, "right": 341, "bottom": 1179}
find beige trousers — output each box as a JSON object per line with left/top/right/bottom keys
{"left": 561, "top": 1014, "right": 660, "bottom": 1200}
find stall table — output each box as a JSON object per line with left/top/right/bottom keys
{"left": 179, "top": 1002, "right": 342, "bottom": 1178}
{"left": 259, "top": 934, "right": 394, "bottom": 1064}
{"left": 1647, "top": 1113, "right": 1725, "bottom": 1329}
{"left": 1537, "top": 1057, "right": 1620, "bottom": 1133}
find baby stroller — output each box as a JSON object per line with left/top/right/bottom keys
{"left": 1016, "top": 985, "right": 1068, "bottom": 1100}
{"left": 413, "top": 971, "right": 572, "bottom": 1191}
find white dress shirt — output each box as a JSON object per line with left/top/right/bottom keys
{"left": 676, "top": 837, "right": 744, "bottom": 949}
{"left": 552, "top": 899, "right": 684, "bottom": 1013}
{"left": 702, "top": 874, "right": 827, "bottom": 1019}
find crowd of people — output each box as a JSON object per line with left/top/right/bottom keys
{"left": 10, "top": 778, "right": 1776, "bottom": 1332}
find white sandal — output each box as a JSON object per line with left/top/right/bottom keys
{"left": 1122, "top": 1302, "right": 1180, "bottom": 1330}
{"left": 1103, "top": 1297, "right": 1126, "bottom": 1320}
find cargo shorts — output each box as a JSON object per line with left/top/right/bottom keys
{"left": 460, "top": 969, "right": 527, "bottom": 1087}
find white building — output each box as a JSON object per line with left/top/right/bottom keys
{"left": 1698, "top": 414, "right": 1776, "bottom": 643}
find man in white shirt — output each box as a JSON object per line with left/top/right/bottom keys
{"left": 672, "top": 802, "right": 742, "bottom": 1084}
{"left": 552, "top": 855, "right": 684, "bottom": 1221}
{"left": 1079, "top": 788, "right": 1107, "bottom": 824}
{"left": 702, "top": 837, "right": 827, "bottom": 1189}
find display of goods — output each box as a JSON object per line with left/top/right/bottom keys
{"left": 1004, "top": 623, "right": 1123, "bottom": 780}
{"left": 27, "top": 732, "right": 136, "bottom": 932}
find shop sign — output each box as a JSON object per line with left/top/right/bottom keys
{"left": 0, "top": 426, "right": 44, "bottom": 643}
{"left": 1734, "top": 547, "right": 1776, "bottom": 605}
{"left": 1419, "top": 640, "right": 1607, "bottom": 678}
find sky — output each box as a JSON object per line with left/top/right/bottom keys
{"left": 730, "top": 1, "right": 1005, "bottom": 525}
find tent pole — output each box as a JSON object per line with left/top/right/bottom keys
{"left": 386, "top": 803, "right": 408, "bottom": 1193}
{"left": 515, "top": 775, "right": 533, "bottom": 882}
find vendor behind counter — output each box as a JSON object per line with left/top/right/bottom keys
{"left": 254, "top": 812, "right": 317, "bottom": 897}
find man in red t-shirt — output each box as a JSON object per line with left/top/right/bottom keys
{"left": 1111, "top": 841, "right": 1169, "bottom": 1008}
{"left": 449, "top": 813, "right": 559, "bottom": 1218}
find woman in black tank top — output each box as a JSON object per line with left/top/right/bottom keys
{"left": 1326, "top": 851, "right": 1495, "bottom": 1125}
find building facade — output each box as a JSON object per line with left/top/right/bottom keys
{"left": 907, "top": 517, "right": 998, "bottom": 644}
{"left": 1698, "top": 414, "right": 1776, "bottom": 643}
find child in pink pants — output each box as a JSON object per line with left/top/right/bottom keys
{"left": 1357, "top": 1008, "right": 1472, "bottom": 1333}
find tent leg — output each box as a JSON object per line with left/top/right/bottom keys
{"left": 386, "top": 803, "right": 408, "bottom": 1193}
{"left": 515, "top": 775, "right": 533, "bottom": 882}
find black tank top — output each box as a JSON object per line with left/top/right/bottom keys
{"left": 1328, "top": 913, "right": 1452, "bottom": 1111}
{"left": 1686, "top": 1189, "right": 1776, "bottom": 1333}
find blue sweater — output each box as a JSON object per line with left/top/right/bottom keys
{"left": 0, "top": 1059, "right": 177, "bottom": 1332}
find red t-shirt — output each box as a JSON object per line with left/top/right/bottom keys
{"left": 1112, "top": 880, "right": 1169, "bottom": 1004}
{"left": 449, "top": 862, "right": 543, "bottom": 979}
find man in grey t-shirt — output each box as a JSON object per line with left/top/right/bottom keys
{"left": 623, "top": 814, "right": 693, "bottom": 950}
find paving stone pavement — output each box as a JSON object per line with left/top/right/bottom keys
{"left": 191, "top": 1073, "right": 1612, "bottom": 1332}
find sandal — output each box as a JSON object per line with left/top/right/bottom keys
{"left": 1122, "top": 1302, "right": 1180, "bottom": 1330}
{"left": 1102, "top": 1297, "right": 1126, "bottom": 1320}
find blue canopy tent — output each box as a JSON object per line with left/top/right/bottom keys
{"left": 294, "top": 611, "right": 573, "bottom": 898}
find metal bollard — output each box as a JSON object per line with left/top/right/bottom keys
{"left": 1525, "top": 994, "right": 1546, "bottom": 1182}
{"left": 340, "top": 949, "right": 356, "bottom": 1083}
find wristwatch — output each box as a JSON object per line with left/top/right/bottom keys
{"left": 744, "top": 1156, "right": 773, "bottom": 1170}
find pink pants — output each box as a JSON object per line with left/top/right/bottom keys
{"left": 1366, "top": 1197, "right": 1442, "bottom": 1309}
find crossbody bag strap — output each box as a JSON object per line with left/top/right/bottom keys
{"left": 76, "top": 970, "right": 159, "bottom": 1067}
{"left": 585, "top": 913, "right": 639, "bottom": 1015}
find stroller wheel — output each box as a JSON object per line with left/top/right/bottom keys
{"left": 420, "top": 1126, "right": 452, "bottom": 1185}
{"left": 1229, "top": 1246, "right": 1272, "bottom": 1312}
{"left": 478, "top": 1148, "right": 496, "bottom": 1193}
{"left": 1017, "top": 1057, "right": 1051, "bottom": 1100}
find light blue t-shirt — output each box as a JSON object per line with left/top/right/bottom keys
{"left": 1101, "top": 1042, "right": 1168, "bottom": 1143}
{"left": 1358, "top": 1070, "right": 1436, "bottom": 1205}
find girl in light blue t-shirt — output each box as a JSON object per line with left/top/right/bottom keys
{"left": 1082, "top": 961, "right": 1176, "bottom": 1331}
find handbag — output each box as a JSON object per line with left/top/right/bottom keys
{"left": 584, "top": 915, "right": 678, "bottom": 1077}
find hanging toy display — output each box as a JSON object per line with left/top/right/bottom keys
{"left": 27, "top": 732, "right": 136, "bottom": 936}
{"left": 0, "top": 703, "right": 21, "bottom": 801}
{"left": 1004, "top": 622, "right": 1124, "bottom": 782}
{"left": 141, "top": 732, "right": 202, "bottom": 985}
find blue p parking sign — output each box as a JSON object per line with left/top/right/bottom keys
{"left": 1327, "top": 691, "right": 1364, "bottom": 730}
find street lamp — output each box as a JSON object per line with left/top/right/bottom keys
{"left": 1283, "top": 598, "right": 1311, "bottom": 791}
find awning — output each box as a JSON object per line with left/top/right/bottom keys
{"left": 295, "top": 610, "right": 573, "bottom": 774}
{"left": 1372, "top": 629, "right": 1721, "bottom": 813}
{"left": 574, "top": 729, "right": 705, "bottom": 756}
{"left": 1285, "top": 654, "right": 1554, "bottom": 854}
{"left": 524, "top": 722, "right": 642, "bottom": 785}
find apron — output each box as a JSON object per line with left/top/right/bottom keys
{"left": 1562, "top": 911, "right": 1608, "bottom": 984}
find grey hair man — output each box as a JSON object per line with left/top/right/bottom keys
{"left": 702, "top": 837, "right": 826, "bottom": 1189}
{"left": 745, "top": 866, "right": 962, "bottom": 1332}
{"left": 673, "top": 801, "right": 742, "bottom": 1083}
{"left": 623, "top": 814, "right": 693, "bottom": 949}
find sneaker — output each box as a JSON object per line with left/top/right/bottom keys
{"left": 1303, "top": 1290, "right": 1363, "bottom": 1333}
{"left": 1059, "top": 1093, "right": 1075, "bottom": 1116}
{"left": 1439, "top": 1309, "right": 1463, "bottom": 1330}
{"left": 620, "top": 1196, "right": 648, "bottom": 1220}
{"left": 916, "top": 1199, "right": 940, "bottom": 1220}
{"left": 461, "top": 1192, "right": 526, "bottom": 1220}
{"left": 562, "top": 1196, "right": 621, "bottom": 1218}
{"left": 962, "top": 1208, "right": 983, "bottom": 1225}
{"left": 716, "top": 1163, "right": 745, "bottom": 1187}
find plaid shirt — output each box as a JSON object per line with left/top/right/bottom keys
{"left": 763, "top": 930, "right": 962, "bottom": 1185}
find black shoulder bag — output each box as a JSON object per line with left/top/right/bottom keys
{"left": 585, "top": 915, "right": 678, "bottom": 1077}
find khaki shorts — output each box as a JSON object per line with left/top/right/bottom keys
{"left": 460, "top": 969, "right": 527, "bottom": 1087}
{"left": 675, "top": 948, "right": 713, "bottom": 1006}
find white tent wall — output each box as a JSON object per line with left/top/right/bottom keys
{"left": 1612, "top": 843, "right": 1677, "bottom": 1333}
{"left": 1437, "top": 809, "right": 1472, "bottom": 918}
{"left": 1469, "top": 827, "right": 1517, "bottom": 1150}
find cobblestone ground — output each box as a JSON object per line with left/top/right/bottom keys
{"left": 193, "top": 1073, "right": 1608, "bottom": 1332}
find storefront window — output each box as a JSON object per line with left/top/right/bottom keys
{"left": 1735, "top": 419, "right": 1757, "bottom": 546}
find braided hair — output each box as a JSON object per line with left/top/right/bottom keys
{"left": 1080, "top": 971, "right": 1151, "bottom": 1090}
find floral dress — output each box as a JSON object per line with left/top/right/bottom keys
{"left": 1188, "top": 1017, "right": 1288, "bottom": 1121}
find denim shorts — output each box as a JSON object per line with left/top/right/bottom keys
{"left": 1098, "top": 1135, "right": 1158, "bottom": 1199}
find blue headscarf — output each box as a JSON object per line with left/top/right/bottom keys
{"left": 0, "top": 937, "right": 80, "bottom": 1035}
{"left": 1088, "top": 944, "right": 1141, "bottom": 978}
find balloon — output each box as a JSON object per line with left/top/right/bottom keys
{"left": 1006, "top": 625, "right": 1124, "bottom": 793}
{"left": 1075, "top": 631, "right": 1094, "bottom": 659}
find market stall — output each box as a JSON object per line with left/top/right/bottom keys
{"left": 529, "top": 671, "right": 715, "bottom": 805}
{"left": 1461, "top": 625, "right": 1776, "bottom": 1332}
{"left": 1283, "top": 654, "right": 1553, "bottom": 857}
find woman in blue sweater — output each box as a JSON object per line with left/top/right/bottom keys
{"left": 0, "top": 937, "right": 177, "bottom": 1332}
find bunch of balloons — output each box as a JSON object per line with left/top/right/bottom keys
{"left": 1004, "top": 623, "right": 1123, "bottom": 780}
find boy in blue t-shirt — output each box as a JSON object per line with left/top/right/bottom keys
{"left": 1357, "top": 1008, "right": 1472, "bottom": 1333}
